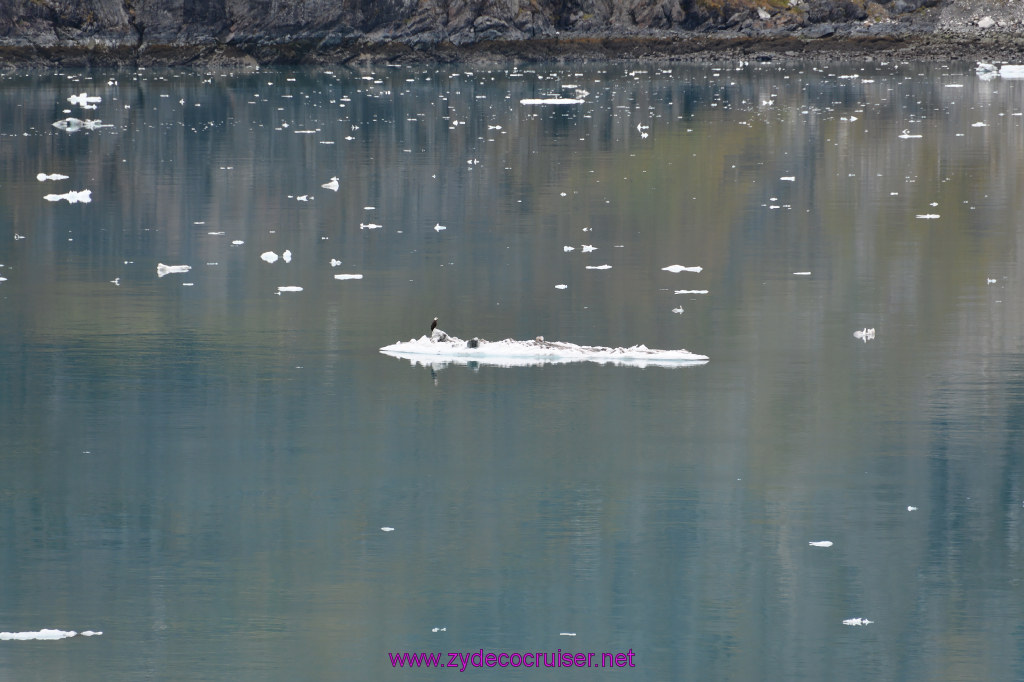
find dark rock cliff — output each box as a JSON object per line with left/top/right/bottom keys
{"left": 2, "top": 0, "right": 1023, "bottom": 65}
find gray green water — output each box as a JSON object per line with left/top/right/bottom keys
{"left": 2, "top": 61, "right": 1024, "bottom": 680}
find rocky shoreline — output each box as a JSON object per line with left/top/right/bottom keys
{"left": 2, "top": 0, "right": 1024, "bottom": 68}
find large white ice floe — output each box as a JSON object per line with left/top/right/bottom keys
{"left": 156, "top": 263, "right": 191, "bottom": 277}
{"left": 44, "top": 189, "right": 91, "bottom": 204}
{"left": 37, "top": 172, "right": 70, "bottom": 182}
{"left": 381, "top": 332, "right": 708, "bottom": 368}
{"left": 0, "top": 629, "right": 102, "bottom": 641}
{"left": 662, "top": 264, "right": 702, "bottom": 273}
{"left": 52, "top": 118, "right": 112, "bottom": 132}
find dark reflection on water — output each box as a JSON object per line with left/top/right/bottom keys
{"left": 2, "top": 62, "right": 1024, "bottom": 680}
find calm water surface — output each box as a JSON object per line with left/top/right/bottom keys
{"left": 1, "top": 61, "right": 1024, "bottom": 680}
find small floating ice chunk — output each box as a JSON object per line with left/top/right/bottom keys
{"left": 520, "top": 98, "right": 584, "bottom": 105}
{"left": 999, "top": 64, "right": 1024, "bottom": 79}
{"left": 898, "top": 130, "right": 922, "bottom": 139}
{"left": 0, "top": 629, "right": 81, "bottom": 641}
{"left": 853, "top": 328, "right": 876, "bottom": 341}
{"left": 68, "top": 92, "right": 101, "bottom": 106}
{"left": 987, "top": 278, "right": 997, "bottom": 284}
{"left": 907, "top": 506, "right": 918, "bottom": 511}
{"left": 431, "top": 627, "right": 447, "bottom": 633}
{"left": 559, "top": 632, "right": 577, "bottom": 637}
{"left": 52, "top": 118, "right": 111, "bottom": 131}
{"left": 330, "top": 259, "right": 342, "bottom": 267}
{"left": 156, "top": 263, "right": 191, "bottom": 277}
{"left": 360, "top": 223, "right": 382, "bottom": 230}
{"left": 780, "top": 176, "right": 796, "bottom": 181}
{"left": 296, "top": 195, "right": 310, "bottom": 202}
{"left": 971, "top": 122, "right": 988, "bottom": 127}
{"left": 809, "top": 540, "right": 833, "bottom": 547}
{"left": 276, "top": 286, "right": 303, "bottom": 293}
{"left": 381, "top": 526, "right": 395, "bottom": 532}
{"left": 231, "top": 240, "right": 244, "bottom": 246}
{"left": 581, "top": 244, "right": 597, "bottom": 253}
{"left": 915, "top": 214, "right": 940, "bottom": 219}
{"left": 334, "top": 273, "right": 363, "bottom": 280}
{"left": 555, "top": 284, "right": 568, "bottom": 289}
{"left": 260, "top": 251, "right": 279, "bottom": 263}
{"left": 563, "top": 245, "right": 575, "bottom": 252}
{"left": 44, "top": 189, "right": 91, "bottom": 204}
{"left": 586, "top": 264, "right": 612, "bottom": 270}
{"left": 674, "top": 290, "right": 708, "bottom": 295}
{"left": 434, "top": 223, "right": 447, "bottom": 232}
{"left": 36, "top": 172, "right": 69, "bottom": 182}
{"left": 80, "top": 631, "right": 103, "bottom": 637}
{"left": 843, "top": 618, "right": 873, "bottom": 626}
{"left": 282, "top": 250, "right": 292, "bottom": 263}
{"left": 793, "top": 272, "right": 812, "bottom": 276}
{"left": 321, "top": 176, "right": 340, "bottom": 191}
{"left": 662, "top": 264, "right": 702, "bottom": 273}
{"left": 672, "top": 307, "right": 684, "bottom": 314}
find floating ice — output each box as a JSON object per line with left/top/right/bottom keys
{"left": 276, "top": 286, "right": 303, "bottom": 293}
{"left": 330, "top": 259, "right": 342, "bottom": 267}
{"left": 809, "top": 541, "right": 833, "bottom": 547}
{"left": 52, "top": 118, "right": 112, "bottom": 132}
{"left": 971, "top": 122, "right": 988, "bottom": 127}
{"left": 793, "top": 272, "right": 812, "bottom": 276}
{"left": 854, "top": 328, "right": 876, "bottom": 341}
{"left": 915, "top": 214, "right": 940, "bottom": 219}
{"left": 898, "top": 130, "right": 922, "bottom": 139}
{"left": 0, "top": 629, "right": 101, "bottom": 641}
{"left": 360, "top": 223, "right": 382, "bottom": 230}
{"left": 283, "top": 250, "right": 292, "bottom": 263}
{"left": 67, "top": 92, "right": 101, "bottom": 106}
{"left": 434, "top": 223, "right": 447, "bottom": 232}
{"left": 231, "top": 240, "right": 244, "bottom": 246}
{"left": 36, "top": 172, "right": 69, "bottom": 181}
{"left": 334, "top": 274, "right": 363, "bottom": 280}
{"left": 581, "top": 244, "right": 597, "bottom": 252}
{"left": 559, "top": 633, "right": 577, "bottom": 637}
{"left": 780, "top": 176, "right": 796, "bottom": 181}
{"left": 520, "top": 98, "right": 584, "bottom": 105}
{"left": 260, "top": 251, "right": 279, "bottom": 263}
{"left": 999, "top": 64, "right": 1024, "bottom": 79}
{"left": 563, "top": 246, "right": 575, "bottom": 252}
{"left": 381, "top": 334, "right": 708, "bottom": 368}
{"left": 842, "top": 618, "right": 873, "bottom": 626}
{"left": 672, "top": 307, "right": 684, "bottom": 314}
{"left": 907, "top": 506, "right": 918, "bottom": 511}
{"left": 674, "top": 290, "right": 708, "bottom": 295}
{"left": 44, "top": 189, "right": 91, "bottom": 204}
{"left": 381, "top": 527, "right": 395, "bottom": 532}
{"left": 586, "top": 264, "right": 612, "bottom": 270}
{"left": 555, "top": 284, "right": 567, "bottom": 289}
{"left": 987, "top": 278, "right": 997, "bottom": 284}
{"left": 156, "top": 263, "right": 191, "bottom": 277}
{"left": 321, "top": 176, "right": 340, "bottom": 191}
{"left": 296, "top": 195, "right": 310, "bottom": 202}
{"left": 431, "top": 627, "right": 447, "bottom": 633}
{"left": 662, "top": 264, "right": 702, "bottom": 273}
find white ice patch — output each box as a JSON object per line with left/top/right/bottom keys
{"left": 434, "top": 223, "right": 447, "bottom": 232}
{"left": 586, "top": 264, "right": 612, "bottom": 270}
{"left": 559, "top": 632, "right": 577, "bottom": 637}
{"left": 360, "top": 223, "right": 382, "bottom": 230}
{"left": 662, "top": 264, "right": 702, "bottom": 273}
{"left": 381, "top": 334, "right": 708, "bottom": 369}
{"left": 381, "top": 527, "right": 395, "bottom": 532}
{"left": 276, "top": 286, "right": 302, "bottom": 293}
{"left": 843, "top": 618, "right": 873, "bottom": 626}
{"left": 36, "top": 173, "right": 69, "bottom": 182}
{"left": 261, "top": 251, "right": 279, "bottom": 263}
{"left": 0, "top": 629, "right": 102, "bottom": 641}
{"left": 283, "top": 250, "right": 292, "bottom": 263}
{"left": 907, "top": 506, "right": 918, "bottom": 511}
{"left": 52, "top": 118, "right": 112, "bottom": 131}
{"left": 555, "top": 284, "right": 568, "bottom": 289}
{"left": 674, "top": 290, "right": 708, "bottom": 295}
{"left": 854, "top": 328, "right": 875, "bottom": 341}
{"left": 780, "top": 176, "right": 796, "bottom": 181}
{"left": 334, "top": 274, "right": 363, "bottom": 280}
{"left": 563, "top": 246, "right": 575, "bottom": 252}
{"left": 156, "top": 263, "right": 191, "bottom": 277}
{"left": 999, "top": 64, "right": 1024, "bottom": 79}
{"left": 520, "top": 98, "right": 584, "bottom": 105}
{"left": 915, "top": 214, "right": 940, "bottom": 219}
{"left": 898, "top": 130, "right": 922, "bottom": 139}
{"left": 321, "top": 176, "right": 340, "bottom": 191}
{"left": 809, "top": 540, "right": 833, "bottom": 547}
{"left": 330, "top": 259, "right": 342, "bottom": 267}
{"left": 67, "top": 92, "right": 101, "bottom": 106}
{"left": 581, "top": 244, "right": 597, "bottom": 252}
{"left": 793, "top": 272, "right": 812, "bottom": 276}
{"left": 44, "top": 189, "right": 91, "bottom": 204}
{"left": 672, "top": 307, "right": 684, "bottom": 314}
